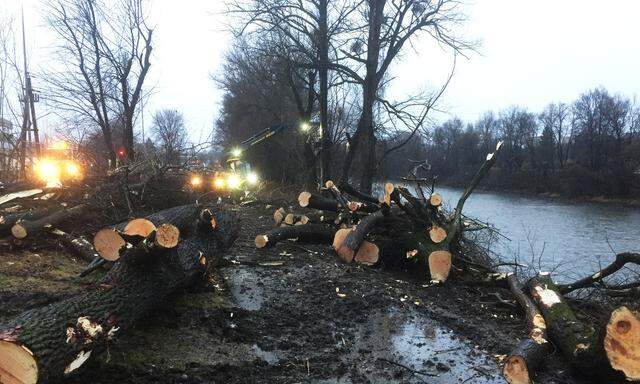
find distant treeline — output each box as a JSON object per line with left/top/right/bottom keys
{"left": 381, "top": 87, "right": 640, "bottom": 198}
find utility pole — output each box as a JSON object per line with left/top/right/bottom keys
{"left": 18, "top": 7, "right": 41, "bottom": 179}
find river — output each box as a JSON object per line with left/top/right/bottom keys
{"left": 376, "top": 183, "right": 640, "bottom": 282}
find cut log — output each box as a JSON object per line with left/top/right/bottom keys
{"left": 298, "top": 191, "right": 339, "bottom": 211}
{"left": 428, "top": 226, "right": 447, "bottom": 244}
{"left": 604, "top": 306, "right": 640, "bottom": 381}
{"left": 428, "top": 250, "right": 452, "bottom": 283}
{"left": 284, "top": 213, "right": 308, "bottom": 225}
{"left": 428, "top": 193, "right": 442, "bottom": 207}
{"left": 528, "top": 273, "right": 600, "bottom": 369}
{"left": 502, "top": 274, "right": 551, "bottom": 384}
{"left": 0, "top": 205, "right": 63, "bottom": 237}
{"left": 335, "top": 210, "right": 385, "bottom": 263}
{"left": 0, "top": 339, "right": 37, "bottom": 384}
{"left": 383, "top": 182, "right": 394, "bottom": 206}
{"left": 49, "top": 229, "right": 98, "bottom": 262}
{"left": 354, "top": 241, "right": 379, "bottom": 266}
{"left": 255, "top": 223, "right": 336, "bottom": 248}
{"left": 154, "top": 223, "right": 180, "bottom": 249}
{"left": 273, "top": 207, "right": 286, "bottom": 226}
{"left": 93, "top": 229, "right": 126, "bottom": 261}
{"left": 301, "top": 211, "right": 337, "bottom": 225}
{"left": 332, "top": 228, "right": 353, "bottom": 263}
{"left": 0, "top": 204, "right": 239, "bottom": 383}
{"left": 122, "top": 218, "right": 156, "bottom": 243}
{"left": 324, "top": 180, "right": 350, "bottom": 210}
{"left": 11, "top": 204, "right": 88, "bottom": 240}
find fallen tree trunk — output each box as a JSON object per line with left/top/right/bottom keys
{"left": 528, "top": 273, "right": 639, "bottom": 381}
{"left": 255, "top": 223, "right": 336, "bottom": 248}
{"left": 528, "top": 273, "right": 601, "bottom": 369}
{"left": 11, "top": 204, "right": 88, "bottom": 240}
{"left": 298, "top": 191, "right": 339, "bottom": 211}
{"left": 334, "top": 210, "right": 385, "bottom": 263}
{"left": 0, "top": 204, "right": 239, "bottom": 383}
{"left": 49, "top": 229, "right": 99, "bottom": 262}
{"left": 502, "top": 273, "right": 552, "bottom": 384}
{"left": 0, "top": 205, "right": 63, "bottom": 237}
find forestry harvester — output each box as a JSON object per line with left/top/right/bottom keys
{"left": 188, "top": 122, "right": 319, "bottom": 191}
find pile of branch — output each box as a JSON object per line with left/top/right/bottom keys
{"left": 254, "top": 142, "right": 504, "bottom": 282}
{"left": 502, "top": 254, "right": 640, "bottom": 383}
{"left": 0, "top": 203, "right": 239, "bottom": 383}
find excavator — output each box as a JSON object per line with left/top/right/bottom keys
{"left": 188, "top": 122, "right": 319, "bottom": 192}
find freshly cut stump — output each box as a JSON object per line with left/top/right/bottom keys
{"left": 154, "top": 224, "right": 180, "bottom": 248}
{"left": 93, "top": 229, "right": 126, "bottom": 261}
{"left": 604, "top": 306, "right": 640, "bottom": 381}
{"left": 332, "top": 228, "right": 354, "bottom": 263}
{"left": 123, "top": 218, "right": 156, "bottom": 238}
{"left": 273, "top": 207, "right": 285, "bottom": 226}
{"left": 429, "top": 193, "right": 442, "bottom": 207}
{"left": 428, "top": 250, "right": 452, "bottom": 282}
{"left": 354, "top": 241, "right": 379, "bottom": 266}
{"left": 428, "top": 226, "right": 447, "bottom": 244}
{"left": 503, "top": 354, "right": 530, "bottom": 384}
{"left": 0, "top": 340, "right": 38, "bottom": 384}
{"left": 383, "top": 183, "right": 394, "bottom": 206}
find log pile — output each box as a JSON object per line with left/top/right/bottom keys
{"left": 502, "top": 255, "right": 640, "bottom": 384}
{"left": 0, "top": 203, "right": 239, "bottom": 383}
{"left": 254, "top": 141, "right": 505, "bottom": 283}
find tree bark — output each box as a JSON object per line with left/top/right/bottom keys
{"left": 11, "top": 204, "right": 88, "bottom": 240}
{"left": 255, "top": 223, "right": 336, "bottom": 248}
{"left": 502, "top": 274, "right": 552, "bottom": 384}
{"left": 0, "top": 204, "right": 239, "bottom": 383}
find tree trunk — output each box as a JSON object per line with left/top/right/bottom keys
{"left": 255, "top": 223, "right": 336, "bottom": 248}
{"left": 502, "top": 274, "right": 552, "bottom": 384}
{"left": 318, "top": 0, "right": 331, "bottom": 184}
{"left": 0, "top": 204, "right": 239, "bottom": 383}
{"left": 11, "top": 204, "right": 88, "bottom": 240}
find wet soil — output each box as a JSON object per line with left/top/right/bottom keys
{"left": 1, "top": 202, "right": 584, "bottom": 383}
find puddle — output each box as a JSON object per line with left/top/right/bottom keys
{"left": 342, "top": 307, "right": 504, "bottom": 383}
{"left": 225, "top": 268, "right": 265, "bottom": 311}
{"left": 251, "top": 343, "right": 280, "bottom": 364}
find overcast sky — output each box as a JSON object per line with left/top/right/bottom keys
{"left": 4, "top": 0, "right": 640, "bottom": 140}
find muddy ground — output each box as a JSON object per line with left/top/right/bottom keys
{"left": 1, "top": 199, "right": 587, "bottom": 383}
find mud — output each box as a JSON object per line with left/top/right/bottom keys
{"left": 1, "top": 202, "right": 584, "bottom": 383}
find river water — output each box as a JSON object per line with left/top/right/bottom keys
{"left": 376, "top": 183, "right": 640, "bottom": 282}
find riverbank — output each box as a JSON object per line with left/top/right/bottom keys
{"left": 2, "top": 196, "right": 610, "bottom": 383}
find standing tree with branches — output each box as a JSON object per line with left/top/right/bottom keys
{"left": 43, "top": 0, "right": 153, "bottom": 166}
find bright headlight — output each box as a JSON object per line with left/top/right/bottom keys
{"left": 246, "top": 172, "right": 259, "bottom": 185}
{"left": 36, "top": 159, "right": 61, "bottom": 182}
{"left": 227, "top": 174, "right": 241, "bottom": 189}
{"left": 213, "top": 178, "right": 226, "bottom": 189}
{"left": 190, "top": 175, "right": 202, "bottom": 187}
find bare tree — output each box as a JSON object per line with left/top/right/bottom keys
{"left": 151, "top": 109, "right": 187, "bottom": 166}
{"left": 43, "top": 0, "right": 153, "bottom": 166}
{"left": 226, "top": 0, "right": 360, "bottom": 183}
{"left": 540, "top": 102, "right": 570, "bottom": 168}
{"left": 0, "top": 13, "right": 24, "bottom": 178}
{"left": 337, "top": 0, "right": 474, "bottom": 192}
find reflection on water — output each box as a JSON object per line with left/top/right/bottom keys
{"left": 341, "top": 307, "right": 501, "bottom": 383}
{"left": 375, "top": 183, "right": 640, "bottom": 281}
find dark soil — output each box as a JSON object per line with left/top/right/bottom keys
{"left": 1, "top": 198, "right": 591, "bottom": 383}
